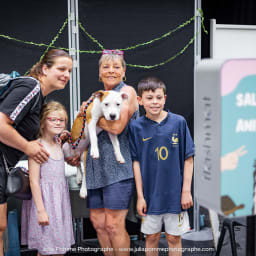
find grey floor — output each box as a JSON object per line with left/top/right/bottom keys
{"left": 20, "top": 224, "right": 248, "bottom": 256}
{"left": 6, "top": 196, "right": 253, "bottom": 256}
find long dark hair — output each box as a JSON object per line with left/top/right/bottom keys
{"left": 29, "top": 49, "right": 72, "bottom": 79}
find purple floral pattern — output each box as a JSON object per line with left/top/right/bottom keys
{"left": 21, "top": 157, "right": 75, "bottom": 255}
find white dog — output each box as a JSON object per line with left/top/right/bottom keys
{"left": 63, "top": 90, "right": 128, "bottom": 198}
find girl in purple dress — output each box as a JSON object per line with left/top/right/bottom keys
{"left": 21, "top": 101, "right": 74, "bottom": 256}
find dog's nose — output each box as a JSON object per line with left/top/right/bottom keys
{"left": 110, "top": 114, "right": 116, "bottom": 120}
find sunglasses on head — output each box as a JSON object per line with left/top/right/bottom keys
{"left": 102, "top": 49, "right": 124, "bottom": 56}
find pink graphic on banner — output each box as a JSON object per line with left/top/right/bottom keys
{"left": 221, "top": 59, "right": 256, "bottom": 96}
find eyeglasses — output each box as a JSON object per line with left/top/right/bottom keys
{"left": 47, "top": 117, "right": 66, "bottom": 124}
{"left": 102, "top": 49, "right": 124, "bottom": 56}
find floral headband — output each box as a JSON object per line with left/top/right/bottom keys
{"left": 102, "top": 49, "right": 124, "bottom": 56}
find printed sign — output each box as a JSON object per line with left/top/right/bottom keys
{"left": 195, "top": 59, "right": 256, "bottom": 217}
{"left": 221, "top": 60, "right": 256, "bottom": 216}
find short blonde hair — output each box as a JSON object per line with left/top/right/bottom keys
{"left": 38, "top": 101, "right": 68, "bottom": 137}
{"left": 99, "top": 53, "right": 126, "bottom": 68}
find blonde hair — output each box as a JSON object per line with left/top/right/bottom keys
{"left": 29, "top": 49, "right": 72, "bottom": 79}
{"left": 38, "top": 101, "right": 68, "bottom": 137}
{"left": 99, "top": 53, "right": 126, "bottom": 68}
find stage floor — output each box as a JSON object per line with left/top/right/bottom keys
{"left": 20, "top": 225, "right": 247, "bottom": 256}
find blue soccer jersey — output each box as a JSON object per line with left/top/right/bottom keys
{"left": 129, "top": 112, "right": 195, "bottom": 214}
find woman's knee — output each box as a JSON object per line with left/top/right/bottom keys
{"left": 0, "top": 205, "right": 7, "bottom": 236}
{"left": 105, "top": 213, "right": 126, "bottom": 237}
{"left": 105, "top": 221, "right": 120, "bottom": 237}
{"left": 90, "top": 210, "right": 106, "bottom": 232}
{"left": 0, "top": 222, "right": 7, "bottom": 238}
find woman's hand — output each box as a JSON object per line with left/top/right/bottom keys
{"left": 57, "top": 130, "right": 71, "bottom": 146}
{"left": 65, "top": 155, "right": 81, "bottom": 167}
{"left": 37, "top": 209, "right": 49, "bottom": 226}
{"left": 137, "top": 197, "right": 147, "bottom": 217}
{"left": 25, "top": 140, "right": 49, "bottom": 164}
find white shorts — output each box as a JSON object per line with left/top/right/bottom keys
{"left": 141, "top": 212, "right": 190, "bottom": 236}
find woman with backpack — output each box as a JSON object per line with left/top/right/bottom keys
{"left": 0, "top": 49, "right": 73, "bottom": 256}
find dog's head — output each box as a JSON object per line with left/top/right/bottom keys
{"left": 96, "top": 90, "right": 128, "bottom": 121}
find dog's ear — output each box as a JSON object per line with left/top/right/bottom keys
{"left": 121, "top": 92, "right": 129, "bottom": 101}
{"left": 94, "top": 90, "right": 105, "bottom": 101}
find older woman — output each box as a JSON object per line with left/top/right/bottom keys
{"left": 0, "top": 49, "right": 73, "bottom": 256}
{"left": 85, "top": 50, "right": 138, "bottom": 255}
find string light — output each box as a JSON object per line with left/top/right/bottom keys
{"left": 0, "top": 9, "right": 207, "bottom": 70}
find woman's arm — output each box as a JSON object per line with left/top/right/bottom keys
{"left": 29, "top": 157, "right": 49, "bottom": 225}
{"left": 0, "top": 112, "right": 49, "bottom": 163}
{"left": 97, "top": 86, "right": 138, "bottom": 135}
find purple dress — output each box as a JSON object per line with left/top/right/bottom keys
{"left": 21, "top": 157, "right": 75, "bottom": 255}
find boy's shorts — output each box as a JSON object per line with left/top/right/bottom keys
{"left": 141, "top": 212, "right": 190, "bottom": 236}
{"left": 87, "top": 178, "right": 135, "bottom": 210}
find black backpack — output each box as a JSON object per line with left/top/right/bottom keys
{"left": 0, "top": 71, "right": 41, "bottom": 108}
{"left": 0, "top": 71, "right": 21, "bottom": 97}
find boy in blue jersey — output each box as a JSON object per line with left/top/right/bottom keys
{"left": 129, "top": 77, "right": 194, "bottom": 256}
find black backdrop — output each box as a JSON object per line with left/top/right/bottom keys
{"left": 0, "top": 0, "right": 71, "bottom": 122}
{"left": 0, "top": 0, "right": 195, "bottom": 133}
{"left": 78, "top": 0, "right": 194, "bottom": 135}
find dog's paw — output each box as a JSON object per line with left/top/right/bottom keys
{"left": 62, "top": 142, "right": 72, "bottom": 158}
{"left": 79, "top": 188, "right": 87, "bottom": 199}
{"left": 76, "top": 175, "right": 82, "bottom": 185}
{"left": 116, "top": 154, "right": 125, "bottom": 164}
{"left": 76, "top": 167, "right": 83, "bottom": 184}
{"left": 90, "top": 147, "right": 99, "bottom": 159}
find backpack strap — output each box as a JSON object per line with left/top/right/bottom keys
{"left": 9, "top": 77, "right": 41, "bottom": 121}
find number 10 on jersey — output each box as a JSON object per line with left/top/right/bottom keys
{"left": 155, "top": 146, "right": 168, "bottom": 160}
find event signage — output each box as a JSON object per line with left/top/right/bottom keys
{"left": 195, "top": 59, "right": 256, "bottom": 217}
